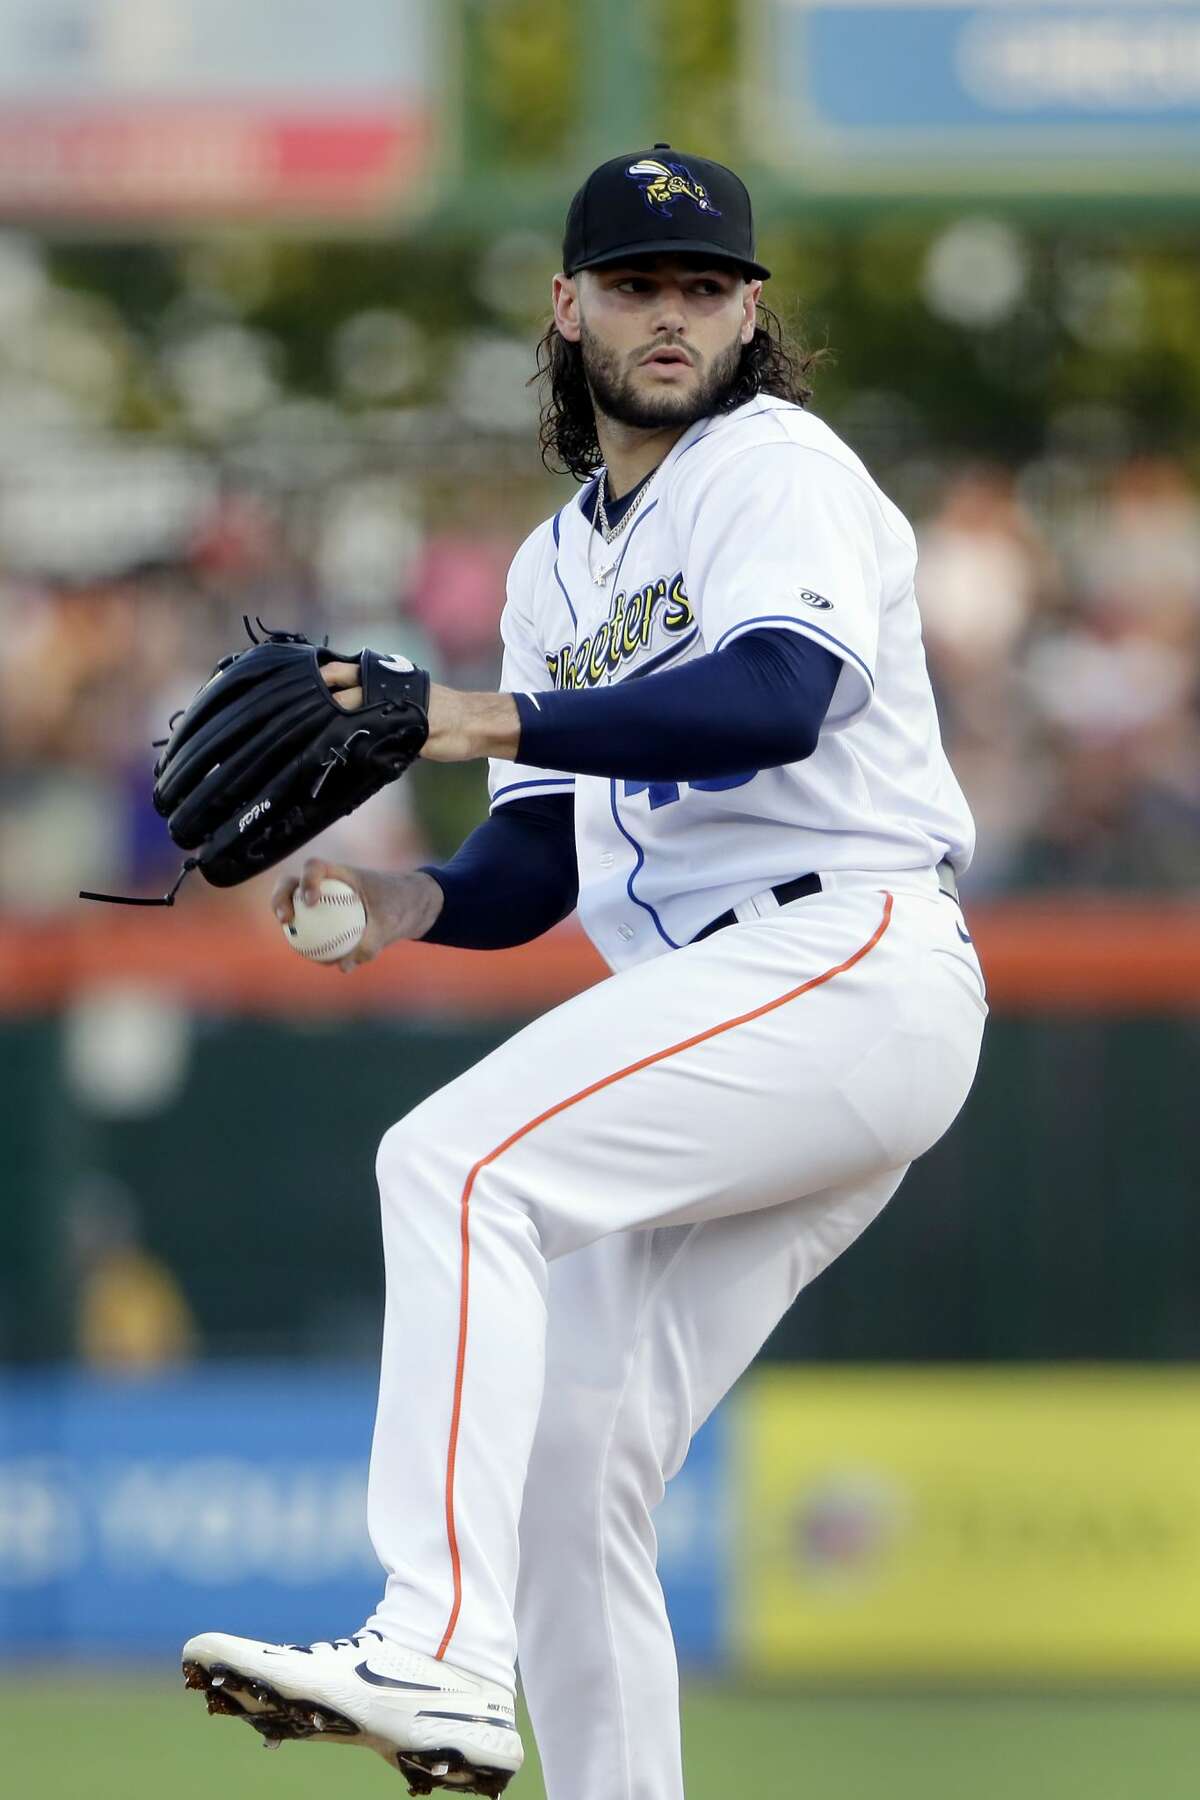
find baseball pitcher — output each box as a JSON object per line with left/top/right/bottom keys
{"left": 175, "top": 147, "right": 987, "bottom": 1800}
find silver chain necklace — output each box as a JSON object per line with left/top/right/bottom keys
{"left": 587, "top": 468, "right": 658, "bottom": 587}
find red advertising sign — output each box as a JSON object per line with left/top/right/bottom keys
{"left": 0, "top": 1, "right": 439, "bottom": 221}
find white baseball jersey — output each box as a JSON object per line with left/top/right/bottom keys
{"left": 489, "top": 395, "right": 974, "bottom": 971}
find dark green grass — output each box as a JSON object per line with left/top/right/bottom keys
{"left": 1, "top": 1675, "right": 1197, "bottom": 1799}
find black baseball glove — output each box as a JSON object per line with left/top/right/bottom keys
{"left": 147, "top": 621, "right": 429, "bottom": 891}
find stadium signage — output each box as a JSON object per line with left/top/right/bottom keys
{"left": 749, "top": 0, "right": 1200, "bottom": 196}
{"left": 0, "top": 0, "right": 439, "bottom": 221}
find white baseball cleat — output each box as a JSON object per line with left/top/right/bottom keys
{"left": 181, "top": 1628, "right": 523, "bottom": 1797}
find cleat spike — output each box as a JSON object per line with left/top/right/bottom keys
{"left": 182, "top": 1638, "right": 517, "bottom": 1792}
{"left": 398, "top": 1758, "right": 436, "bottom": 1796}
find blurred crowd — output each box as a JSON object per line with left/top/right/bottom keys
{"left": 918, "top": 454, "right": 1200, "bottom": 893}
{"left": 0, "top": 235, "right": 1197, "bottom": 912}
{"left": 0, "top": 433, "right": 555, "bottom": 914}
{"left": 3, "top": 441, "right": 1200, "bottom": 913}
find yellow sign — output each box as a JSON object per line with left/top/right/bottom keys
{"left": 738, "top": 1368, "right": 1200, "bottom": 1677}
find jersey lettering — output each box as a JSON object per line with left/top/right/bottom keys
{"left": 624, "top": 778, "right": 682, "bottom": 811}
{"left": 548, "top": 572, "right": 693, "bottom": 691}
{"left": 493, "top": 399, "right": 976, "bottom": 969}
{"left": 623, "top": 770, "right": 756, "bottom": 811}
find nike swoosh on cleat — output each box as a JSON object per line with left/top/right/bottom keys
{"left": 417, "top": 1709, "right": 519, "bottom": 1730}
{"left": 355, "top": 1662, "right": 441, "bottom": 1690}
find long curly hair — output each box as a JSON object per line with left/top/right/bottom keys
{"left": 531, "top": 302, "right": 824, "bottom": 481}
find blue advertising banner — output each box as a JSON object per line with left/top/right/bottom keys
{"left": 0, "top": 1368, "right": 727, "bottom": 1666}
{"left": 752, "top": 0, "right": 1200, "bottom": 194}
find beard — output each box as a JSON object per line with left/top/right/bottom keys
{"left": 579, "top": 319, "right": 744, "bottom": 434}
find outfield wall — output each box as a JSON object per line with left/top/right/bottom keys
{"left": 0, "top": 1366, "right": 727, "bottom": 1666}
{"left": 737, "top": 1368, "right": 1200, "bottom": 1680}
{"left": 3, "top": 1003, "right": 1200, "bottom": 1366}
{"left": 3, "top": 1365, "right": 1199, "bottom": 1678}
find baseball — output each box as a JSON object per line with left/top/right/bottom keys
{"left": 283, "top": 877, "right": 367, "bottom": 963}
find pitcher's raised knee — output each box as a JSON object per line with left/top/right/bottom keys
{"left": 375, "top": 1103, "right": 472, "bottom": 1215}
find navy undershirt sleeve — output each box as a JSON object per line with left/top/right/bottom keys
{"left": 418, "top": 629, "right": 840, "bottom": 952}
{"left": 421, "top": 793, "right": 577, "bottom": 950}
{"left": 514, "top": 627, "right": 841, "bottom": 782}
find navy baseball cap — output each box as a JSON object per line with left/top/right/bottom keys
{"left": 562, "top": 144, "right": 770, "bottom": 281}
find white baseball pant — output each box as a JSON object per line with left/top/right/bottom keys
{"left": 361, "top": 875, "right": 986, "bottom": 1799}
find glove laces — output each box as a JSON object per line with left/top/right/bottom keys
{"left": 79, "top": 616, "right": 338, "bottom": 907}
{"left": 79, "top": 858, "right": 199, "bottom": 907}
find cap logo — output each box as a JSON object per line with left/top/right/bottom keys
{"left": 626, "top": 158, "right": 720, "bottom": 220}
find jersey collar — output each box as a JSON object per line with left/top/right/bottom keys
{"left": 573, "top": 409, "right": 724, "bottom": 520}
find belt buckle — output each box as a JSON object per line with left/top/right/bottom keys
{"left": 936, "top": 857, "right": 959, "bottom": 902}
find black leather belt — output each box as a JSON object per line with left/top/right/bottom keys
{"left": 693, "top": 859, "right": 960, "bottom": 944}
{"left": 693, "top": 872, "right": 822, "bottom": 943}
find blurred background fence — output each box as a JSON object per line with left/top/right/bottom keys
{"left": 1, "top": 1, "right": 1199, "bottom": 1772}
